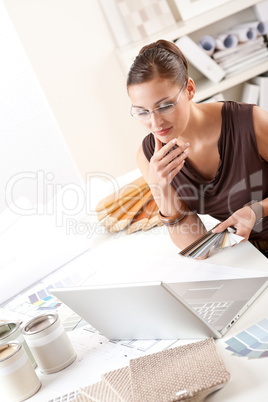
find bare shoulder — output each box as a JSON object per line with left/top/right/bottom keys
{"left": 195, "top": 101, "right": 223, "bottom": 138}
{"left": 136, "top": 145, "right": 150, "bottom": 182}
{"left": 252, "top": 105, "right": 268, "bottom": 161}
{"left": 197, "top": 101, "right": 223, "bottom": 112}
{"left": 196, "top": 101, "right": 223, "bottom": 124}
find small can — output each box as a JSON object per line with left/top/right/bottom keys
{"left": 0, "top": 341, "right": 41, "bottom": 402}
{"left": 0, "top": 322, "right": 36, "bottom": 368}
{"left": 22, "top": 312, "right": 76, "bottom": 374}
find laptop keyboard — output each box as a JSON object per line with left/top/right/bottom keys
{"left": 190, "top": 301, "right": 233, "bottom": 325}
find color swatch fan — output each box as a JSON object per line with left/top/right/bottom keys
{"left": 179, "top": 226, "right": 244, "bottom": 258}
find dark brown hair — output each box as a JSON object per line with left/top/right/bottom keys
{"left": 127, "top": 39, "right": 188, "bottom": 89}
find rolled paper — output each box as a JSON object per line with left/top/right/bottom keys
{"left": 215, "top": 33, "right": 238, "bottom": 50}
{"left": 199, "top": 35, "right": 216, "bottom": 55}
{"left": 229, "top": 27, "right": 258, "bottom": 42}
{"left": 257, "top": 21, "right": 268, "bottom": 35}
{"left": 232, "top": 20, "right": 268, "bottom": 36}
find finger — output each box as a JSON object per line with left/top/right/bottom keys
{"left": 153, "top": 137, "right": 178, "bottom": 159}
{"left": 212, "top": 217, "right": 234, "bottom": 233}
{"left": 153, "top": 135, "right": 163, "bottom": 154}
{"left": 161, "top": 145, "right": 189, "bottom": 168}
{"left": 166, "top": 159, "right": 188, "bottom": 184}
{"left": 156, "top": 140, "right": 189, "bottom": 163}
{"left": 163, "top": 149, "right": 188, "bottom": 172}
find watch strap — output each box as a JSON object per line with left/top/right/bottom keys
{"left": 244, "top": 200, "right": 264, "bottom": 224}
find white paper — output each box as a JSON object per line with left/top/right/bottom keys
{"left": 0, "top": 204, "right": 92, "bottom": 304}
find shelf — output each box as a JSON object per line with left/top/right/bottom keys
{"left": 117, "top": 0, "right": 267, "bottom": 103}
{"left": 194, "top": 59, "right": 268, "bottom": 102}
{"left": 118, "top": 0, "right": 264, "bottom": 71}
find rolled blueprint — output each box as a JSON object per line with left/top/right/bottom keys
{"left": 229, "top": 26, "right": 258, "bottom": 42}
{"left": 199, "top": 35, "right": 216, "bottom": 55}
{"left": 233, "top": 20, "right": 268, "bottom": 35}
{"left": 215, "top": 33, "right": 238, "bottom": 50}
{"left": 257, "top": 21, "right": 268, "bottom": 35}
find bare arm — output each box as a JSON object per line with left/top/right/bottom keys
{"left": 214, "top": 105, "right": 268, "bottom": 239}
{"left": 136, "top": 137, "right": 207, "bottom": 250}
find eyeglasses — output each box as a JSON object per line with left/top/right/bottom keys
{"left": 130, "top": 80, "right": 187, "bottom": 121}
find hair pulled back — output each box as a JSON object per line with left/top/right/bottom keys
{"left": 127, "top": 39, "right": 188, "bottom": 89}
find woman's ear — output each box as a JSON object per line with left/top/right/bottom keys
{"left": 186, "top": 78, "right": 195, "bottom": 101}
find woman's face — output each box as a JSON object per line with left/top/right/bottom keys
{"left": 128, "top": 76, "right": 190, "bottom": 143}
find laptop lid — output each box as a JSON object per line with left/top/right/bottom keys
{"left": 52, "top": 276, "right": 268, "bottom": 340}
{"left": 52, "top": 281, "right": 221, "bottom": 340}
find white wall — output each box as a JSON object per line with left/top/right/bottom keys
{"left": 3, "top": 0, "right": 147, "bottom": 181}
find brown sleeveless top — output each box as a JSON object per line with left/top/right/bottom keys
{"left": 142, "top": 101, "right": 268, "bottom": 241}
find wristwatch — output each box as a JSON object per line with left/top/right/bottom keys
{"left": 243, "top": 200, "right": 264, "bottom": 225}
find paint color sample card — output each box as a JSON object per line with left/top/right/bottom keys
{"left": 179, "top": 226, "right": 244, "bottom": 258}
{"left": 225, "top": 317, "right": 268, "bottom": 359}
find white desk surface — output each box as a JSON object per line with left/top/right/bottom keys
{"left": 21, "top": 219, "right": 268, "bottom": 402}
{"left": 2, "top": 171, "right": 268, "bottom": 402}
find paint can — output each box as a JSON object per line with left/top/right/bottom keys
{"left": 0, "top": 321, "right": 36, "bottom": 368}
{"left": 0, "top": 342, "right": 41, "bottom": 401}
{"left": 22, "top": 312, "right": 76, "bottom": 374}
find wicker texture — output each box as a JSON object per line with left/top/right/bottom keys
{"left": 76, "top": 338, "right": 230, "bottom": 402}
{"left": 102, "top": 366, "right": 133, "bottom": 401}
{"left": 129, "top": 338, "right": 230, "bottom": 402}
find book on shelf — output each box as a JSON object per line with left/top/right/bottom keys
{"left": 241, "top": 82, "right": 260, "bottom": 104}
{"left": 217, "top": 42, "right": 267, "bottom": 69}
{"left": 212, "top": 36, "right": 265, "bottom": 62}
{"left": 220, "top": 47, "right": 268, "bottom": 73}
{"left": 252, "top": 73, "right": 268, "bottom": 112}
{"left": 224, "top": 49, "right": 268, "bottom": 75}
{"left": 175, "top": 36, "right": 226, "bottom": 83}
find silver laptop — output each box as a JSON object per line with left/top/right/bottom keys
{"left": 51, "top": 276, "right": 268, "bottom": 340}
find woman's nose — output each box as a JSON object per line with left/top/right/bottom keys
{"left": 150, "top": 112, "right": 164, "bottom": 129}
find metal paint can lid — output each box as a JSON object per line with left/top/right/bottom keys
{"left": 0, "top": 322, "right": 20, "bottom": 340}
{"left": 23, "top": 313, "right": 58, "bottom": 335}
{"left": 0, "top": 342, "right": 21, "bottom": 362}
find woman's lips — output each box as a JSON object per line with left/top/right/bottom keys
{"left": 154, "top": 127, "right": 172, "bottom": 136}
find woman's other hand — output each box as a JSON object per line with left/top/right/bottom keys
{"left": 212, "top": 206, "right": 257, "bottom": 241}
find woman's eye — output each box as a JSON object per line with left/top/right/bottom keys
{"left": 137, "top": 109, "right": 148, "bottom": 116}
{"left": 158, "top": 104, "right": 173, "bottom": 113}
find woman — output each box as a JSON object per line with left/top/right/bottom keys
{"left": 127, "top": 39, "right": 268, "bottom": 257}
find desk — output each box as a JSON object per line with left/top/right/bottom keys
{"left": 20, "top": 219, "right": 268, "bottom": 402}
{"left": 1, "top": 166, "right": 268, "bottom": 402}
